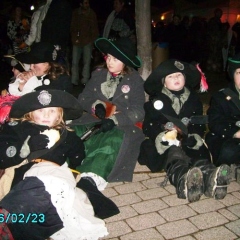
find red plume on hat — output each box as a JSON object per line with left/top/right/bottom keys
{"left": 196, "top": 63, "right": 208, "bottom": 92}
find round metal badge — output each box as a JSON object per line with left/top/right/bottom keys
{"left": 6, "top": 146, "right": 17, "bottom": 157}
{"left": 121, "top": 85, "right": 130, "bottom": 93}
{"left": 37, "top": 90, "right": 52, "bottom": 106}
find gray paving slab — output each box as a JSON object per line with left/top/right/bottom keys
{"left": 120, "top": 228, "right": 164, "bottom": 240}
{"left": 189, "top": 212, "right": 229, "bottom": 230}
{"left": 193, "top": 226, "right": 237, "bottom": 240}
{"left": 159, "top": 205, "right": 197, "bottom": 222}
{"left": 156, "top": 219, "right": 199, "bottom": 239}
{"left": 126, "top": 212, "right": 166, "bottom": 231}
{"left": 225, "top": 219, "right": 240, "bottom": 237}
{"left": 136, "top": 187, "right": 170, "bottom": 200}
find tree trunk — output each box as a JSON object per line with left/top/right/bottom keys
{"left": 135, "top": 0, "right": 152, "bottom": 80}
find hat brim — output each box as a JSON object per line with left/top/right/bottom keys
{"left": 95, "top": 38, "right": 141, "bottom": 68}
{"left": 10, "top": 90, "right": 83, "bottom": 120}
{"left": 15, "top": 52, "right": 45, "bottom": 64}
{"left": 144, "top": 59, "right": 200, "bottom": 96}
{"left": 228, "top": 57, "right": 240, "bottom": 80}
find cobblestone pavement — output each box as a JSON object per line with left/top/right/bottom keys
{"left": 101, "top": 163, "right": 240, "bottom": 240}
{"left": 99, "top": 71, "right": 239, "bottom": 240}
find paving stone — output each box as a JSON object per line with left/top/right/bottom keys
{"left": 141, "top": 177, "right": 165, "bottom": 189}
{"left": 189, "top": 198, "right": 225, "bottom": 213}
{"left": 148, "top": 172, "right": 166, "bottom": 178}
{"left": 134, "top": 162, "right": 150, "bottom": 172}
{"left": 105, "top": 206, "right": 138, "bottom": 223}
{"left": 110, "top": 193, "right": 142, "bottom": 207}
{"left": 114, "top": 182, "right": 146, "bottom": 194}
{"left": 120, "top": 228, "right": 164, "bottom": 240}
{"left": 136, "top": 187, "right": 170, "bottom": 200}
{"left": 132, "top": 199, "right": 168, "bottom": 214}
{"left": 103, "top": 221, "right": 132, "bottom": 239}
{"left": 164, "top": 184, "right": 177, "bottom": 194}
{"left": 219, "top": 193, "right": 240, "bottom": 206}
{"left": 132, "top": 173, "right": 150, "bottom": 182}
{"left": 189, "top": 212, "right": 229, "bottom": 230}
{"left": 126, "top": 212, "right": 166, "bottom": 231}
{"left": 174, "top": 236, "right": 196, "bottom": 240}
{"left": 156, "top": 219, "right": 198, "bottom": 239}
{"left": 159, "top": 205, "right": 197, "bottom": 222}
{"left": 107, "top": 182, "right": 124, "bottom": 188}
{"left": 161, "top": 194, "right": 188, "bottom": 206}
{"left": 232, "top": 191, "right": 240, "bottom": 199}
{"left": 103, "top": 187, "right": 119, "bottom": 198}
{"left": 228, "top": 204, "right": 240, "bottom": 217}
{"left": 194, "top": 226, "right": 237, "bottom": 240}
{"left": 227, "top": 181, "right": 240, "bottom": 193}
{"left": 218, "top": 209, "right": 239, "bottom": 221}
{"left": 225, "top": 219, "right": 240, "bottom": 237}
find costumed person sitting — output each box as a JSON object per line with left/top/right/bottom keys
{"left": 138, "top": 59, "right": 230, "bottom": 202}
{"left": 7, "top": 42, "right": 72, "bottom": 96}
{"left": 205, "top": 53, "right": 240, "bottom": 179}
{"left": 0, "top": 90, "right": 117, "bottom": 239}
{"left": 70, "top": 37, "right": 145, "bottom": 191}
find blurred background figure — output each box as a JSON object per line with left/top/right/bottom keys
{"left": 102, "top": 0, "right": 136, "bottom": 43}
{"left": 70, "top": 0, "right": 99, "bottom": 85}
{"left": 7, "top": 5, "right": 30, "bottom": 55}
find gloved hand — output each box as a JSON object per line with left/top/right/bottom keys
{"left": 28, "top": 134, "right": 49, "bottom": 152}
{"left": 99, "top": 119, "right": 116, "bottom": 133}
{"left": 181, "top": 136, "right": 197, "bottom": 147}
{"left": 95, "top": 104, "right": 106, "bottom": 119}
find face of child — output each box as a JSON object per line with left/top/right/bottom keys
{"left": 30, "top": 63, "right": 50, "bottom": 76}
{"left": 106, "top": 54, "right": 124, "bottom": 74}
{"left": 31, "top": 107, "right": 60, "bottom": 127}
{"left": 234, "top": 68, "right": 240, "bottom": 90}
{"left": 164, "top": 72, "right": 185, "bottom": 91}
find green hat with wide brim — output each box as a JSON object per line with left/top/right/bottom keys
{"left": 95, "top": 37, "right": 142, "bottom": 68}
{"left": 10, "top": 90, "right": 83, "bottom": 120}
{"left": 228, "top": 53, "right": 240, "bottom": 81}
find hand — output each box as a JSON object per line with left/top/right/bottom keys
{"left": 28, "top": 134, "right": 49, "bottom": 152}
{"left": 181, "top": 136, "right": 196, "bottom": 147}
{"left": 99, "top": 119, "right": 115, "bottom": 132}
{"left": 95, "top": 104, "right": 106, "bottom": 119}
{"left": 18, "top": 70, "right": 36, "bottom": 83}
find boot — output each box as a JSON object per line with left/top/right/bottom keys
{"left": 193, "top": 159, "right": 230, "bottom": 200}
{"left": 166, "top": 146, "right": 203, "bottom": 203}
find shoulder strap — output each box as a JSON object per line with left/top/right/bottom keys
{"left": 222, "top": 88, "right": 240, "bottom": 111}
{"left": 27, "top": 128, "right": 67, "bottom": 162}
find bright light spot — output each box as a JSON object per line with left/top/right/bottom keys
{"left": 30, "top": 5, "right": 34, "bottom": 11}
{"left": 160, "top": 15, "right": 165, "bottom": 20}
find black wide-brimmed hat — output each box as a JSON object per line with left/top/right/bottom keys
{"left": 228, "top": 53, "right": 240, "bottom": 81}
{"left": 95, "top": 37, "right": 142, "bottom": 68}
{"left": 144, "top": 59, "right": 201, "bottom": 96}
{"left": 10, "top": 90, "right": 83, "bottom": 120}
{"left": 15, "top": 42, "right": 60, "bottom": 64}
{"left": 4, "top": 55, "right": 30, "bottom": 72}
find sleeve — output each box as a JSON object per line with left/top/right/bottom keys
{"left": 65, "top": 131, "right": 85, "bottom": 169}
{"left": 0, "top": 124, "right": 26, "bottom": 169}
{"left": 25, "top": 9, "right": 42, "bottom": 46}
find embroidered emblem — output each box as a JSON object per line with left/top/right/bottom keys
{"left": 6, "top": 146, "right": 17, "bottom": 157}
{"left": 43, "top": 79, "right": 50, "bottom": 85}
{"left": 8, "top": 121, "right": 18, "bottom": 126}
{"left": 226, "top": 96, "right": 231, "bottom": 100}
{"left": 38, "top": 90, "right": 52, "bottom": 106}
{"left": 174, "top": 61, "right": 184, "bottom": 70}
{"left": 153, "top": 100, "right": 163, "bottom": 110}
{"left": 121, "top": 85, "right": 130, "bottom": 93}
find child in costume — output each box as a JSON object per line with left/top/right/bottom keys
{"left": 0, "top": 90, "right": 110, "bottom": 239}
{"left": 138, "top": 59, "right": 230, "bottom": 202}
